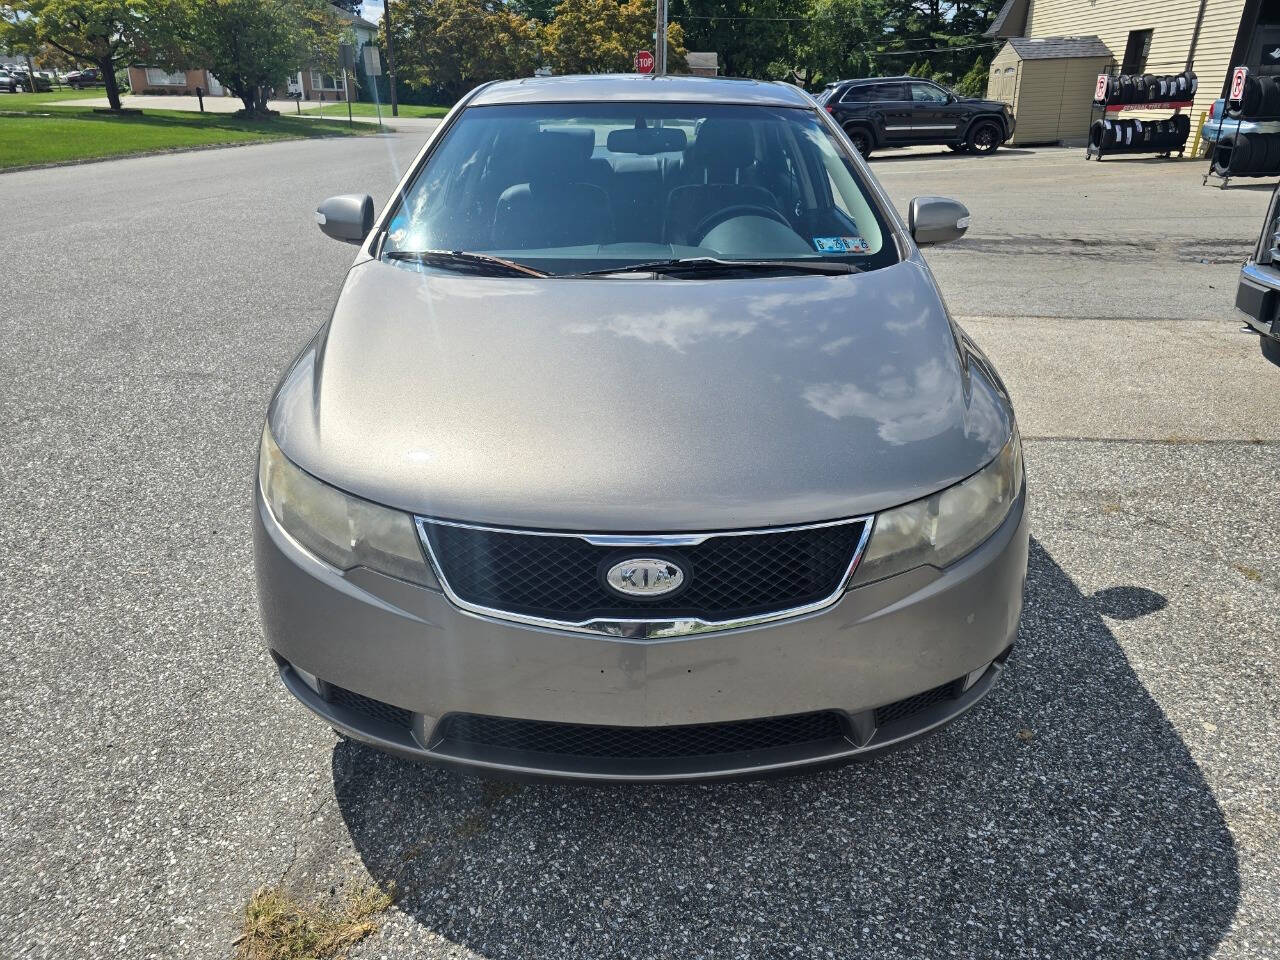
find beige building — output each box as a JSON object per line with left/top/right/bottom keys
{"left": 986, "top": 0, "right": 1271, "bottom": 142}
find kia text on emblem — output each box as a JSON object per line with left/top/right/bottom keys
{"left": 605, "top": 558, "right": 685, "bottom": 597}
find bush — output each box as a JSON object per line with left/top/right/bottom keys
{"left": 954, "top": 56, "right": 990, "bottom": 98}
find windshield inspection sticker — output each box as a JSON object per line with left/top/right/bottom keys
{"left": 813, "top": 236, "right": 869, "bottom": 254}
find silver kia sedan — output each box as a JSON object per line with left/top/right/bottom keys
{"left": 255, "top": 74, "right": 1028, "bottom": 781}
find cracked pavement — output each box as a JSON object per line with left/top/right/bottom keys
{"left": 1, "top": 136, "right": 1277, "bottom": 958}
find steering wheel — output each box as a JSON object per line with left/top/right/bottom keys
{"left": 691, "top": 205, "right": 791, "bottom": 245}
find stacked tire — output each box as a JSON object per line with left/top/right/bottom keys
{"left": 1096, "top": 70, "right": 1197, "bottom": 105}
{"left": 1089, "top": 115, "right": 1191, "bottom": 153}
{"left": 1211, "top": 132, "right": 1280, "bottom": 176}
{"left": 1227, "top": 74, "right": 1280, "bottom": 119}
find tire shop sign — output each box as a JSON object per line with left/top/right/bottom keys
{"left": 1231, "top": 67, "right": 1247, "bottom": 103}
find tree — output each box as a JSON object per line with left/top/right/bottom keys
{"left": 2, "top": 0, "right": 151, "bottom": 110}
{"left": 870, "top": 0, "right": 1003, "bottom": 83}
{"left": 508, "top": 0, "right": 557, "bottom": 24}
{"left": 788, "top": 0, "right": 884, "bottom": 89}
{"left": 543, "top": 0, "right": 685, "bottom": 75}
{"left": 385, "top": 0, "right": 539, "bottom": 103}
{"left": 953, "top": 53, "right": 987, "bottom": 96}
{"left": 156, "top": 0, "right": 342, "bottom": 114}
{"left": 668, "top": 0, "right": 803, "bottom": 79}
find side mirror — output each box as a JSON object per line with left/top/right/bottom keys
{"left": 909, "top": 196, "right": 970, "bottom": 247}
{"left": 316, "top": 194, "right": 374, "bottom": 244}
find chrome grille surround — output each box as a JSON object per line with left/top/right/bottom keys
{"left": 414, "top": 515, "right": 874, "bottom": 639}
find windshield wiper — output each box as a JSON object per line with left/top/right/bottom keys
{"left": 574, "top": 256, "right": 860, "bottom": 277}
{"left": 385, "top": 249, "right": 548, "bottom": 278}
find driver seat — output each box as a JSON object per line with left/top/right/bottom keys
{"left": 492, "top": 130, "right": 615, "bottom": 249}
{"left": 663, "top": 119, "right": 779, "bottom": 246}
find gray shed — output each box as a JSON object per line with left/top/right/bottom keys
{"left": 986, "top": 36, "right": 1113, "bottom": 145}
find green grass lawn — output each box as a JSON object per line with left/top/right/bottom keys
{"left": 0, "top": 106, "right": 373, "bottom": 170}
{"left": 299, "top": 101, "right": 449, "bottom": 119}
{"left": 0, "top": 87, "right": 104, "bottom": 107}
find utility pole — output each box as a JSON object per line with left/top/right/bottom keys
{"left": 384, "top": 0, "right": 399, "bottom": 117}
{"left": 654, "top": 0, "right": 667, "bottom": 75}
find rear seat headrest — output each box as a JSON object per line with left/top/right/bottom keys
{"left": 689, "top": 119, "right": 756, "bottom": 167}
{"left": 534, "top": 127, "right": 596, "bottom": 164}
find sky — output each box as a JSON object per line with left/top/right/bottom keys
{"left": 360, "top": 0, "right": 385, "bottom": 24}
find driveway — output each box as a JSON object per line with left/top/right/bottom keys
{"left": 0, "top": 135, "right": 1276, "bottom": 958}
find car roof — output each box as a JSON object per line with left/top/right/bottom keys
{"left": 469, "top": 74, "right": 813, "bottom": 107}
{"left": 831, "top": 76, "right": 920, "bottom": 87}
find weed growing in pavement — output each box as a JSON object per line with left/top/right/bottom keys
{"left": 234, "top": 883, "right": 393, "bottom": 960}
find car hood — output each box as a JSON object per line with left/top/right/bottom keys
{"left": 269, "top": 257, "right": 1012, "bottom": 531}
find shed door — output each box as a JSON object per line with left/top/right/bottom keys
{"left": 988, "top": 62, "right": 1017, "bottom": 106}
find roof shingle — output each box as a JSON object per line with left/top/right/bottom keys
{"left": 1006, "top": 36, "right": 1112, "bottom": 60}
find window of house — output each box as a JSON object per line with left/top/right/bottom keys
{"left": 310, "top": 71, "right": 344, "bottom": 91}
{"left": 145, "top": 68, "right": 187, "bottom": 86}
{"left": 1121, "top": 29, "right": 1153, "bottom": 74}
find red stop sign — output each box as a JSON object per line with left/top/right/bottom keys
{"left": 635, "top": 50, "right": 654, "bottom": 74}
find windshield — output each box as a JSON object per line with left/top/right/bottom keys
{"left": 382, "top": 102, "right": 898, "bottom": 276}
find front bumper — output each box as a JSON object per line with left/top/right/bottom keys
{"left": 255, "top": 489, "right": 1029, "bottom": 781}
{"left": 1237, "top": 261, "right": 1280, "bottom": 340}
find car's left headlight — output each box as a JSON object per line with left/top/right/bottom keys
{"left": 258, "top": 426, "right": 440, "bottom": 588}
{"left": 855, "top": 428, "right": 1023, "bottom": 583}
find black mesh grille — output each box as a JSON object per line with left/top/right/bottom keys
{"left": 435, "top": 711, "right": 849, "bottom": 760}
{"left": 423, "top": 520, "right": 866, "bottom": 621}
{"left": 874, "top": 679, "right": 961, "bottom": 728}
{"left": 327, "top": 684, "right": 413, "bottom": 729}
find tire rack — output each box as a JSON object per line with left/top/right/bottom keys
{"left": 1202, "top": 66, "right": 1280, "bottom": 188}
{"left": 1085, "top": 97, "right": 1194, "bottom": 161}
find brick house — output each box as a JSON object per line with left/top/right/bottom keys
{"left": 283, "top": 9, "right": 380, "bottom": 102}
{"left": 126, "top": 66, "right": 225, "bottom": 96}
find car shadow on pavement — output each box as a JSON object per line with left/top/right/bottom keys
{"left": 330, "top": 538, "right": 1238, "bottom": 957}
{"left": 869, "top": 147, "right": 1039, "bottom": 162}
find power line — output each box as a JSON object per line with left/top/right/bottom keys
{"left": 679, "top": 13, "right": 992, "bottom": 34}
{"left": 867, "top": 40, "right": 1001, "bottom": 56}
{"left": 673, "top": 16, "right": 1001, "bottom": 55}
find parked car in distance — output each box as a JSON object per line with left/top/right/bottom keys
{"left": 65, "top": 68, "right": 103, "bottom": 88}
{"left": 256, "top": 74, "right": 1028, "bottom": 782}
{"left": 0, "top": 68, "right": 52, "bottom": 92}
{"left": 1236, "top": 181, "right": 1280, "bottom": 365}
{"left": 819, "top": 76, "right": 1015, "bottom": 157}
{"left": 1200, "top": 98, "right": 1280, "bottom": 152}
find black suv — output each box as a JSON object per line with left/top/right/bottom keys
{"left": 65, "top": 68, "right": 104, "bottom": 89}
{"left": 818, "top": 77, "right": 1015, "bottom": 158}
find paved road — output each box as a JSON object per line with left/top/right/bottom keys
{"left": 1, "top": 133, "right": 1277, "bottom": 959}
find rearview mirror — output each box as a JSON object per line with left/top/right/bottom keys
{"left": 908, "top": 196, "right": 970, "bottom": 246}
{"left": 606, "top": 126, "right": 688, "bottom": 154}
{"left": 316, "top": 194, "right": 374, "bottom": 244}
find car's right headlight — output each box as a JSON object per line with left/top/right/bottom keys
{"left": 855, "top": 428, "right": 1023, "bottom": 583}
{"left": 258, "top": 426, "right": 440, "bottom": 588}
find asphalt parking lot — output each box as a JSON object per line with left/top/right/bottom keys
{"left": 2, "top": 132, "right": 1277, "bottom": 959}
